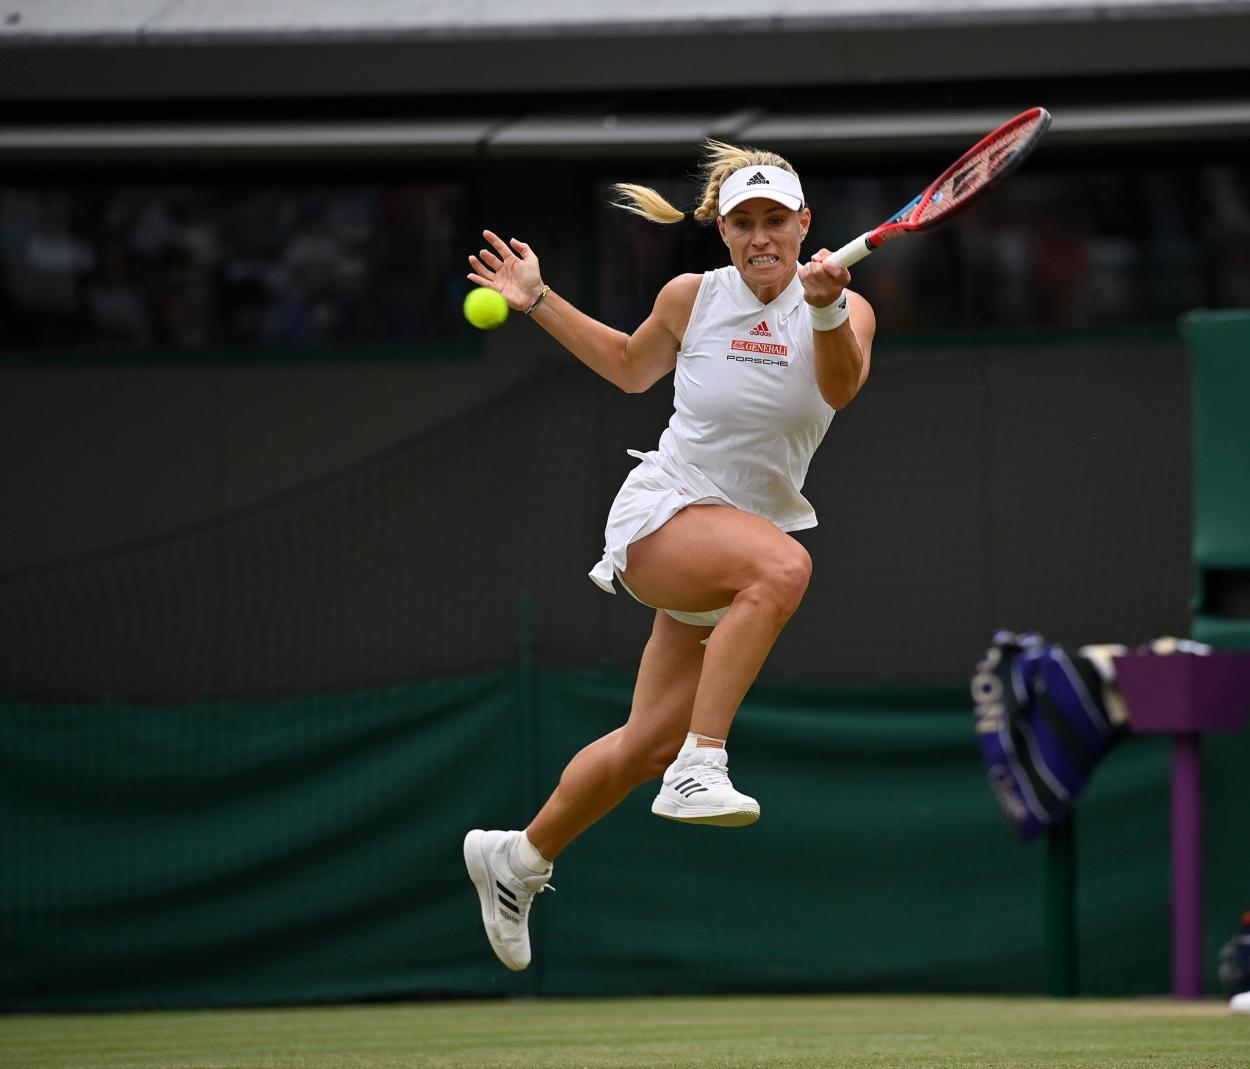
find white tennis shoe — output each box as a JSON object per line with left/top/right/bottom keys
{"left": 651, "top": 741, "right": 760, "bottom": 826}
{"left": 463, "top": 829, "right": 554, "bottom": 972}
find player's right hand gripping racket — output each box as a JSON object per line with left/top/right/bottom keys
{"left": 830, "top": 107, "right": 1052, "bottom": 267}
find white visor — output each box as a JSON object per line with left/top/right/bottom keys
{"left": 718, "top": 164, "right": 804, "bottom": 216}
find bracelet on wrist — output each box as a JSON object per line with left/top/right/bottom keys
{"left": 524, "top": 285, "right": 551, "bottom": 316}
{"left": 808, "top": 291, "right": 850, "bottom": 331}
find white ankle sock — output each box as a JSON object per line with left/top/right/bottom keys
{"left": 515, "top": 831, "right": 552, "bottom": 874}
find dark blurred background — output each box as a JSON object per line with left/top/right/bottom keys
{"left": 1, "top": 0, "right": 1248, "bottom": 1010}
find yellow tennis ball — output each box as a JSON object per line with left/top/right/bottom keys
{"left": 463, "top": 287, "right": 509, "bottom": 330}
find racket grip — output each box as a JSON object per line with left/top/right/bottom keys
{"left": 830, "top": 233, "right": 874, "bottom": 268}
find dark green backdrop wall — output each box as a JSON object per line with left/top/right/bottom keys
{"left": 3, "top": 334, "right": 1245, "bottom": 1010}
{"left": 4, "top": 663, "right": 1249, "bottom": 1011}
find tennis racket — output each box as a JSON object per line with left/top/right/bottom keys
{"left": 829, "top": 107, "right": 1052, "bottom": 268}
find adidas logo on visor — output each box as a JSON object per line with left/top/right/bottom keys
{"left": 719, "top": 164, "right": 805, "bottom": 216}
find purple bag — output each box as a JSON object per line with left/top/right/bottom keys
{"left": 972, "top": 630, "right": 1123, "bottom": 841}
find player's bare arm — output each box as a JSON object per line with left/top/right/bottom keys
{"left": 469, "top": 229, "right": 696, "bottom": 394}
{"left": 799, "top": 251, "right": 876, "bottom": 409}
{"left": 619, "top": 273, "right": 701, "bottom": 393}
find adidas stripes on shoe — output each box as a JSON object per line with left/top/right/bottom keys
{"left": 651, "top": 738, "right": 759, "bottom": 827}
{"left": 463, "top": 829, "right": 554, "bottom": 971}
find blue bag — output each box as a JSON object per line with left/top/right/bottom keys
{"left": 972, "top": 630, "right": 1124, "bottom": 841}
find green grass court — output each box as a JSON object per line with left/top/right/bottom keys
{"left": 2, "top": 995, "right": 1247, "bottom": 1069}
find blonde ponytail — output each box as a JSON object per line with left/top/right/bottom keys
{"left": 610, "top": 182, "right": 686, "bottom": 225}
{"left": 611, "top": 139, "right": 801, "bottom": 226}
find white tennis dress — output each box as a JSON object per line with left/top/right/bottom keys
{"left": 589, "top": 264, "right": 838, "bottom": 624}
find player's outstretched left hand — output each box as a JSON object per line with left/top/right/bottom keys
{"left": 468, "top": 230, "right": 546, "bottom": 313}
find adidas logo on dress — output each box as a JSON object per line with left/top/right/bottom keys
{"left": 749, "top": 320, "right": 772, "bottom": 337}
{"left": 746, "top": 172, "right": 769, "bottom": 186}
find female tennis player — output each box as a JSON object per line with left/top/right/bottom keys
{"left": 463, "top": 140, "right": 876, "bottom": 971}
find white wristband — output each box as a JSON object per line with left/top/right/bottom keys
{"left": 807, "top": 291, "right": 850, "bottom": 332}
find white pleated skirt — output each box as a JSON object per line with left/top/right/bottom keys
{"left": 588, "top": 449, "right": 733, "bottom": 628}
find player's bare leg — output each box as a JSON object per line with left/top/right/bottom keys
{"left": 621, "top": 504, "right": 811, "bottom": 824}
{"left": 464, "top": 611, "right": 707, "bottom": 970}
{"left": 524, "top": 610, "right": 711, "bottom": 861}
{"left": 623, "top": 504, "right": 810, "bottom": 740}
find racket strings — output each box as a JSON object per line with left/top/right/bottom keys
{"left": 914, "top": 114, "right": 1049, "bottom": 226}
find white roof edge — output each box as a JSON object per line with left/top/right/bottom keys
{"left": 2, "top": 1, "right": 1250, "bottom": 47}
{"left": 0, "top": 101, "right": 1246, "bottom": 160}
